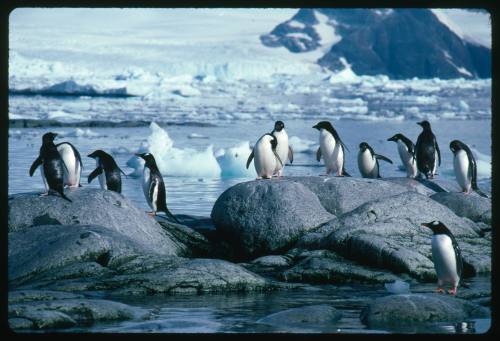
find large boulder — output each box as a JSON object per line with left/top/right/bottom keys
{"left": 288, "top": 176, "right": 409, "bottom": 216}
{"left": 211, "top": 180, "right": 334, "bottom": 259}
{"left": 8, "top": 189, "right": 183, "bottom": 256}
{"left": 430, "top": 192, "right": 491, "bottom": 225}
{"left": 317, "top": 191, "right": 491, "bottom": 280}
{"left": 257, "top": 305, "right": 342, "bottom": 330}
{"left": 360, "top": 294, "right": 489, "bottom": 328}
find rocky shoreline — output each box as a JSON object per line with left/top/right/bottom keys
{"left": 8, "top": 176, "right": 491, "bottom": 331}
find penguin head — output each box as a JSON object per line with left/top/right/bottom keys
{"left": 417, "top": 120, "right": 431, "bottom": 130}
{"left": 135, "top": 153, "right": 158, "bottom": 168}
{"left": 42, "top": 132, "right": 58, "bottom": 144}
{"left": 88, "top": 150, "right": 107, "bottom": 159}
{"left": 273, "top": 120, "right": 285, "bottom": 132}
{"left": 387, "top": 134, "right": 403, "bottom": 142}
{"left": 312, "top": 121, "right": 333, "bottom": 131}
{"left": 359, "top": 142, "right": 370, "bottom": 152}
{"left": 421, "top": 220, "right": 451, "bottom": 235}
{"left": 449, "top": 140, "right": 464, "bottom": 154}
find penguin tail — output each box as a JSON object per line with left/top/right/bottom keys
{"left": 59, "top": 191, "right": 72, "bottom": 203}
{"left": 164, "top": 208, "right": 180, "bottom": 224}
{"left": 474, "top": 188, "right": 490, "bottom": 199}
{"left": 460, "top": 281, "right": 471, "bottom": 289}
{"left": 343, "top": 170, "right": 351, "bottom": 177}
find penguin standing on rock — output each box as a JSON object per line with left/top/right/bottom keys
{"left": 29, "top": 132, "right": 72, "bottom": 202}
{"left": 422, "top": 220, "right": 463, "bottom": 295}
{"left": 387, "top": 133, "right": 418, "bottom": 178}
{"left": 136, "top": 153, "right": 179, "bottom": 223}
{"left": 56, "top": 141, "right": 83, "bottom": 188}
{"left": 415, "top": 120, "right": 441, "bottom": 179}
{"left": 449, "top": 140, "right": 489, "bottom": 198}
{"left": 313, "top": 121, "right": 350, "bottom": 176}
{"left": 357, "top": 142, "right": 393, "bottom": 178}
{"left": 271, "top": 120, "right": 293, "bottom": 177}
{"left": 88, "top": 150, "right": 127, "bottom": 193}
{"left": 246, "top": 134, "right": 283, "bottom": 179}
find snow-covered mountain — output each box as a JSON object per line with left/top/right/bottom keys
{"left": 261, "top": 8, "right": 491, "bottom": 79}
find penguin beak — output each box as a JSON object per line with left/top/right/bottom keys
{"left": 417, "top": 122, "right": 423, "bottom": 127}
{"left": 387, "top": 136, "right": 395, "bottom": 142}
{"left": 135, "top": 153, "right": 145, "bottom": 159}
{"left": 421, "top": 222, "right": 431, "bottom": 228}
{"left": 312, "top": 124, "right": 318, "bottom": 130}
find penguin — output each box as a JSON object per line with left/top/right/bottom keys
{"left": 88, "top": 150, "right": 127, "bottom": 193}
{"left": 56, "top": 141, "right": 83, "bottom": 188}
{"left": 422, "top": 220, "right": 463, "bottom": 295}
{"left": 313, "top": 121, "right": 350, "bottom": 176}
{"left": 29, "top": 132, "right": 72, "bottom": 202}
{"left": 246, "top": 133, "right": 283, "bottom": 179}
{"left": 415, "top": 120, "right": 441, "bottom": 179}
{"left": 449, "top": 140, "right": 489, "bottom": 198}
{"left": 387, "top": 133, "right": 418, "bottom": 178}
{"left": 136, "top": 153, "right": 179, "bottom": 223}
{"left": 357, "top": 142, "right": 393, "bottom": 178}
{"left": 271, "top": 120, "right": 293, "bottom": 177}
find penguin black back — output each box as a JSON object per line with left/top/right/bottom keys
{"left": 313, "top": 121, "right": 349, "bottom": 152}
{"left": 88, "top": 150, "right": 125, "bottom": 193}
{"left": 387, "top": 133, "right": 415, "bottom": 156}
{"left": 416, "top": 120, "right": 441, "bottom": 179}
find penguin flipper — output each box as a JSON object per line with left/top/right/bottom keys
{"left": 316, "top": 147, "right": 322, "bottom": 162}
{"left": 29, "top": 156, "right": 43, "bottom": 176}
{"left": 246, "top": 150, "right": 254, "bottom": 169}
{"left": 288, "top": 146, "right": 294, "bottom": 164}
{"left": 375, "top": 154, "right": 393, "bottom": 164}
{"left": 273, "top": 149, "right": 283, "bottom": 168}
{"left": 88, "top": 167, "right": 103, "bottom": 184}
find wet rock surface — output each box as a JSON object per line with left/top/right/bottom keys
{"left": 430, "top": 192, "right": 491, "bottom": 225}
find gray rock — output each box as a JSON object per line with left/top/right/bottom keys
{"left": 211, "top": 180, "right": 334, "bottom": 259}
{"left": 281, "top": 250, "right": 401, "bottom": 284}
{"left": 8, "top": 290, "right": 84, "bottom": 304}
{"left": 320, "top": 191, "right": 490, "bottom": 280}
{"left": 430, "top": 192, "right": 491, "bottom": 224}
{"left": 9, "top": 299, "right": 150, "bottom": 330}
{"left": 155, "top": 218, "right": 212, "bottom": 257}
{"left": 8, "top": 224, "right": 152, "bottom": 287}
{"left": 360, "top": 294, "right": 489, "bottom": 327}
{"left": 288, "top": 176, "right": 409, "bottom": 215}
{"left": 257, "top": 305, "right": 342, "bottom": 329}
{"left": 8, "top": 189, "right": 182, "bottom": 256}
{"left": 251, "top": 255, "right": 293, "bottom": 268}
{"left": 9, "top": 318, "right": 35, "bottom": 330}
{"left": 380, "top": 177, "right": 438, "bottom": 196}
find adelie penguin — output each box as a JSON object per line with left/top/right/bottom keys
{"left": 136, "top": 153, "right": 179, "bottom": 223}
{"left": 246, "top": 133, "right": 283, "bottom": 179}
{"left": 357, "top": 142, "right": 393, "bottom": 178}
{"left": 387, "top": 133, "right": 418, "bottom": 178}
{"left": 29, "top": 132, "right": 72, "bottom": 202}
{"left": 449, "top": 140, "right": 489, "bottom": 198}
{"left": 415, "top": 120, "right": 441, "bottom": 179}
{"left": 270, "top": 120, "right": 293, "bottom": 177}
{"left": 56, "top": 140, "right": 83, "bottom": 188}
{"left": 88, "top": 150, "right": 127, "bottom": 193}
{"left": 422, "top": 221, "right": 463, "bottom": 295}
{"left": 313, "top": 121, "right": 350, "bottom": 176}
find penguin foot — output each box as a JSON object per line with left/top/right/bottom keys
{"left": 69, "top": 185, "right": 79, "bottom": 189}
{"left": 447, "top": 288, "right": 457, "bottom": 295}
{"left": 256, "top": 177, "right": 262, "bottom": 180}
{"left": 436, "top": 288, "right": 445, "bottom": 294}
{"left": 146, "top": 211, "right": 156, "bottom": 216}
{"left": 39, "top": 192, "right": 49, "bottom": 197}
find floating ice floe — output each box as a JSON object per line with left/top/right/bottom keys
{"left": 288, "top": 136, "right": 317, "bottom": 154}
{"left": 215, "top": 142, "right": 255, "bottom": 178}
{"left": 57, "top": 128, "right": 101, "bottom": 138}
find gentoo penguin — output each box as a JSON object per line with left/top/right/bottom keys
{"left": 29, "top": 132, "right": 72, "bottom": 202}
{"left": 56, "top": 141, "right": 83, "bottom": 188}
{"left": 313, "top": 121, "right": 350, "bottom": 176}
{"left": 357, "top": 142, "right": 393, "bottom": 178}
{"left": 246, "top": 133, "right": 283, "bottom": 179}
{"left": 88, "top": 150, "right": 126, "bottom": 193}
{"left": 422, "top": 220, "right": 463, "bottom": 295}
{"left": 271, "top": 120, "right": 293, "bottom": 177}
{"left": 449, "top": 140, "right": 489, "bottom": 198}
{"left": 387, "top": 133, "right": 418, "bottom": 178}
{"left": 415, "top": 120, "right": 441, "bottom": 179}
{"left": 136, "top": 153, "right": 179, "bottom": 223}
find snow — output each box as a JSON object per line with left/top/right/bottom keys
{"left": 285, "top": 32, "right": 312, "bottom": 40}
{"left": 287, "top": 20, "right": 306, "bottom": 29}
{"left": 313, "top": 10, "right": 342, "bottom": 52}
{"left": 431, "top": 9, "right": 491, "bottom": 48}
{"left": 288, "top": 136, "right": 316, "bottom": 154}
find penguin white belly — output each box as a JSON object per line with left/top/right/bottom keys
{"left": 273, "top": 131, "right": 288, "bottom": 173}
{"left": 454, "top": 150, "right": 471, "bottom": 192}
{"left": 358, "top": 150, "right": 377, "bottom": 178}
{"left": 57, "top": 144, "right": 80, "bottom": 187}
{"left": 142, "top": 168, "right": 154, "bottom": 210}
{"left": 432, "top": 150, "right": 439, "bottom": 175}
{"left": 254, "top": 138, "right": 276, "bottom": 178}
{"left": 320, "top": 131, "right": 343, "bottom": 174}
{"left": 397, "top": 141, "right": 417, "bottom": 178}
{"left": 432, "top": 235, "right": 459, "bottom": 286}
{"left": 96, "top": 160, "right": 107, "bottom": 190}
